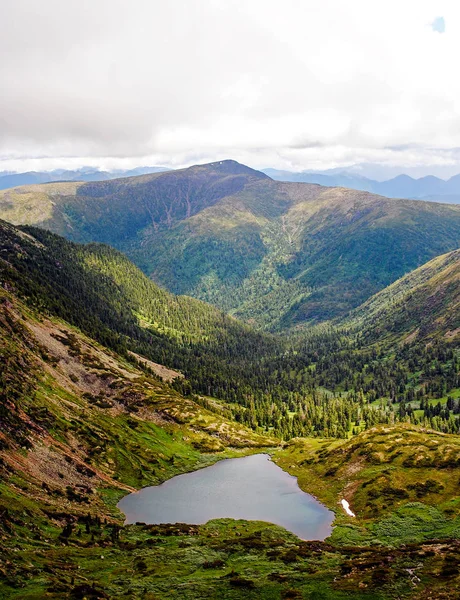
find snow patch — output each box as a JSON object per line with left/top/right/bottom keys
{"left": 341, "top": 499, "right": 355, "bottom": 517}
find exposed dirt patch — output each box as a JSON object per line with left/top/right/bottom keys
{"left": 445, "top": 327, "right": 460, "bottom": 339}
{"left": 133, "top": 405, "right": 177, "bottom": 425}
{"left": 341, "top": 456, "right": 365, "bottom": 477}
{"left": 128, "top": 351, "right": 183, "bottom": 382}
{"left": 402, "top": 328, "right": 419, "bottom": 345}
{"left": 18, "top": 444, "right": 96, "bottom": 490}
{"left": 26, "top": 319, "right": 136, "bottom": 399}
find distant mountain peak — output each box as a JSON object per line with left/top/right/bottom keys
{"left": 195, "top": 159, "right": 270, "bottom": 179}
{"left": 388, "top": 174, "right": 416, "bottom": 182}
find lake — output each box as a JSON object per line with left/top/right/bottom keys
{"left": 117, "top": 454, "right": 334, "bottom": 540}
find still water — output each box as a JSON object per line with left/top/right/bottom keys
{"left": 117, "top": 454, "right": 334, "bottom": 540}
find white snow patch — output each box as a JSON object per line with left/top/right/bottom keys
{"left": 341, "top": 499, "right": 355, "bottom": 517}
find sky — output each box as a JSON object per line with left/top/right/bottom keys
{"left": 2, "top": 0, "right": 460, "bottom": 176}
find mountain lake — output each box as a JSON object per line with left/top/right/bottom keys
{"left": 117, "top": 453, "right": 334, "bottom": 540}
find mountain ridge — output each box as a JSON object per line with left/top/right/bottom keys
{"left": 2, "top": 159, "right": 460, "bottom": 330}
{"left": 0, "top": 165, "right": 170, "bottom": 190}
{"left": 263, "top": 167, "right": 460, "bottom": 204}
{"left": 342, "top": 247, "right": 460, "bottom": 345}
{"left": 4, "top": 161, "right": 460, "bottom": 204}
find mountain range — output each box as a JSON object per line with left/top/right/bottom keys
{"left": 0, "top": 166, "right": 170, "bottom": 190}
{"left": 2, "top": 159, "right": 460, "bottom": 331}
{"left": 4, "top": 163, "right": 460, "bottom": 205}
{"left": 263, "top": 168, "right": 460, "bottom": 204}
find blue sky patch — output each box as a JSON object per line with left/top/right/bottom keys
{"left": 431, "top": 16, "right": 445, "bottom": 33}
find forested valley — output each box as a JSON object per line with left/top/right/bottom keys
{"left": 2, "top": 220, "right": 459, "bottom": 444}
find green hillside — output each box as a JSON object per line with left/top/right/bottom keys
{"left": 0, "top": 219, "right": 280, "bottom": 402}
{"left": 342, "top": 248, "right": 460, "bottom": 345}
{"left": 142, "top": 182, "right": 460, "bottom": 330}
{"left": 2, "top": 160, "right": 460, "bottom": 330}
{"left": 277, "top": 423, "right": 460, "bottom": 541}
{"left": 2, "top": 219, "right": 460, "bottom": 440}
{"left": 275, "top": 250, "right": 460, "bottom": 435}
{"left": 1, "top": 221, "right": 460, "bottom": 598}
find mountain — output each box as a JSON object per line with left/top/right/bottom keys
{"left": 288, "top": 162, "right": 460, "bottom": 180}
{"left": 0, "top": 166, "right": 170, "bottom": 190}
{"left": 2, "top": 159, "right": 460, "bottom": 331}
{"left": 262, "top": 168, "right": 376, "bottom": 192}
{"left": 376, "top": 174, "right": 447, "bottom": 199}
{"left": 7, "top": 163, "right": 460, "bottom": 202}
{"left": 0, "top": 159, "right": 267, "bottom": 243}
{"left": 0, "top": 218, "right": 280, "bottom": 406}
{"left": 139, "top": 176, "right": 460, "bottom": 329}
{"left": 284, "top": 250, "right": 460, "bottom": 423}
{"left": 343, "top": 248, "right": 460, "bottom": 345}
{"left": 263, "top": 168, "right": 460, "bottom": 204}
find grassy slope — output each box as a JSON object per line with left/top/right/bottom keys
{"left": 274, "top": 425, "right": 460, "bottom": 596}
{"left": 341, "top": 249, "right": 460, "bottom": 346}
{"left": 275, "top": 424, "right": 460, "bottom": 544}
{"left": 144, "top": 182, "right": 460, "bottom": 330}
{"left": 2, "top": 161, "right": 460, "bottom": 330}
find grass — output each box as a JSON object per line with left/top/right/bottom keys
{"left": 1, "top": 262, "right": 460, "bottom": 597}
{"left": 0, "top": 519, "right": 418, "bottom": 599}
{"left": 2, "top": 418, "right": 460, "bottom": 598}
{"left": 274, "top": 424, "right": 460, "bottom": 548}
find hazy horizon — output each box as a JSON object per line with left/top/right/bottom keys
{"left": 4, "top": 160, "right": 460, "bottom": 183}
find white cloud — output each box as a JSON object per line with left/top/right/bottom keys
{"left": 2, "top": 0, "right": 460, "bottom": 173}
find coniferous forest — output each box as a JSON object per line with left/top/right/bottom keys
{"left": 2, "top": 220, "right": 459, "bottom": 445}
{"left": 1, "top": 166, "right": 460, "bottom": 599}
{"left": 3, "top": 2, "right": 460, "bottom": 597}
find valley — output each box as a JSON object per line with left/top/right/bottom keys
{"left": 3, "top": 160, "right": 460, "bottom": 330}
{"left": 0, "top": 163, "right": 460, "bottom": 598}
{"left": 4, "top": 0, "right": 460, "bottom": 595}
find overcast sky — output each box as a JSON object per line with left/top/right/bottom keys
{"left": 2, "top": 0, "right": 460, "bottom": 176}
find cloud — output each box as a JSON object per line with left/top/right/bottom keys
{"left": 1, "top": 0, "right": 460, "bottom": 173}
